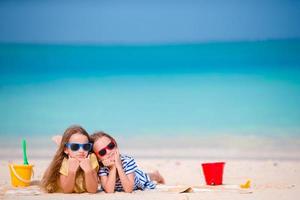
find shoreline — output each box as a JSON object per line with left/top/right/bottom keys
{"left": 1, "top": 134, "right": 300, "bottom": 161}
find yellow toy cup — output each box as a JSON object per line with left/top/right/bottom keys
{"left": 8, "top": 164, "right": 33, "bottom": 187}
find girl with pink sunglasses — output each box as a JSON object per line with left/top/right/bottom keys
{"left": 91, "top": 131, "right": 165, "bottom": 193}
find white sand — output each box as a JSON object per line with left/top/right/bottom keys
{"left": 1, "top": 134, "right": 300, "bottom": 199}
{"left": 1, "top": 157, "right": 299, "bottom": 200}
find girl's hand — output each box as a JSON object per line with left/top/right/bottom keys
{"left": 102, "top": 157, "right": 115, "bottom": 167}
{"left": 79, "top": 157, "right": 93, "bottom": 173}
{"left": 114, "top": 149, "right": 122, "bottom": 169}
{"left": 68, "top": 157, "right": 80, "bottom": 173}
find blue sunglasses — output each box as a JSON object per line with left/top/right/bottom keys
{"left": 65, "top": 143, "right": 93, "bottom": 152}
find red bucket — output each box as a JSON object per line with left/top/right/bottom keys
{"left": 201, "top": 162, "right": 225, "bottom": 185}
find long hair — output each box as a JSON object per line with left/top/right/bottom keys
{"left": 41, "top": 125, "right": 90, "bottom": 193}
{"left": 90, "top": 131, "right": 118, "bottom": 166}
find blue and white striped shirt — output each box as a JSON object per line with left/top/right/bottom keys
{"left": 98, "top": 155, "right": 156, "bottom": 192}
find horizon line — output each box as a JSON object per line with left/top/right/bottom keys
{"left": 1, "top": 37, "right": 300, "bottom": 47}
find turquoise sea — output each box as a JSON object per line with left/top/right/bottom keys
{"left": 0, "top": 39, "right": 300, "bottom": 143}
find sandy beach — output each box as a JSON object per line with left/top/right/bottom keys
{"left": 1, "top": 136, "right": 299, "bottom": 200}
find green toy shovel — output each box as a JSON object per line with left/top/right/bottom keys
{"left": 22, "top": 139, "right": 29, "bottom": 165}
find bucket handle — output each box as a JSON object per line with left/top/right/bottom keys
{"left": 9, "top": 164, "right": 33, "bottom": 184}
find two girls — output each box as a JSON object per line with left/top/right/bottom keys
{"left": 42, "top": 126, "right": 164, "bottom": 193}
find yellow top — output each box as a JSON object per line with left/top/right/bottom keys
{"left": 58, "top": 153, "right": 99, "bottom": 193}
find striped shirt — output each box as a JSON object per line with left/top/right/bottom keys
{"left": 98, "top": 155, "right": 156, "bottom": 192}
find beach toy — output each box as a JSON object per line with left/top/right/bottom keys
{"left": 201, "top": 162, "right": 225, "bottom": 185}
{"left": 9, "top": 164, "right": 33, "bottom": 187}
{"left": 8, "top": 139, "right": 33, "bottom": 187}
{"left": 240, "top": 180, "right": 251, "bottom": 189}
{"left": 22, "top": 139, "right": 29, "bottom": 165}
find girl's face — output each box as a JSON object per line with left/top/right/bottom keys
{"left": 64, "top": 133, "right": 91, "bottom": 161}
{"left": 93, "top": 136, "right": 116, "bottom": 161}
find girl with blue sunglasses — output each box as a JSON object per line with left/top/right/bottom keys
{"left": 42, "top": 125, "right": 99, "bottom": 193}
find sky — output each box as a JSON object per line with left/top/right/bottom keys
{"left": 0, "top": 0, "right": 300, "bottom": 44}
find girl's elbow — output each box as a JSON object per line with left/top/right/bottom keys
{"left": 104, "top": 187, "right": 115, "bottom": 193}
{"left": 87, "top": 187, "right": 98, "bottom": 193}
{"left": 62, "top": 188, "right": 73, "bottom": 194}
{"left": 124, "top": 189, "right": 133, "bottom": 193}
{"left": 124, "top": 186, "right": 134, "bottom": 193}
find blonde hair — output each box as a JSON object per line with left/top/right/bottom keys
{"left": 41, "top": 125, "right": 90, "bottom": 193}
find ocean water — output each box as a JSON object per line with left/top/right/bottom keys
{"left": 0, "top": 39, "right": 300, "bottom": 143}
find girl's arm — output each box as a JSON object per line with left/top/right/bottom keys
{"left": 100, "top": 166, "right": 117, "bottom": 193}
{"left": 80, "top": 158, "right": 98, "bottom": 193}
{"left": 59, "top": 172, "right": 76, "bottom": 193}
{"left": 116, "top": 167, "right": 135, "bottom": 193}
{"left": 59, "top": 158, "right": 79, "bottom": 193}
{"left": 115, "top": 150, "right": 135, "bottom": 193}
